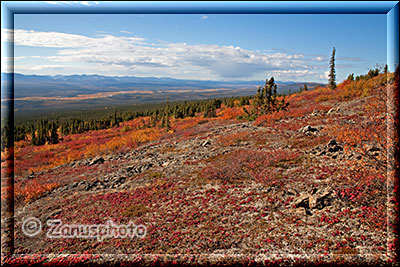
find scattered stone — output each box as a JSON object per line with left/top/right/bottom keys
{"left": 162, "top": 161, "right": 170, "bottom": 167}
{"left": 368, "top": 146, "right": 380, "bottom": 152}
{"left": 328, "top": 145, "right": 343, "bottom": 153}
{"left": 88, "top": 156, "right": 105, "bottom": 166}
{"left": 311, "top": 108, "right": 319, "bottom": 116}
{"left": 201, "top": 139, "right": 211, "bottom": 147}
{"left": 48, "top": 209, "right": 62, "bottom": 218}
{"left": 300, "top": 125, "right": 318, "bottom": 133}
{"left": 141, "top": 163, "right": 153, "bottom": 172}
{"left": 310, "top": 189, "right": 333, "bottom": 210}
{"left": 111, "top": 176, "right": 126, "bottom": 188}
{"left": 328, "top": 139, "right": 337, "bottom": 146}
{"left": 293, "top": 188, "right": 334, "bottom": 216}
{"left": 238, "top": 141, "right": 249, "bottom": 146}
{"left": 126, "top": 166, "right": 137, "bottom": 173}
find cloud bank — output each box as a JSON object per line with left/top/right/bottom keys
{"left": 3, "top": 28, "right": 356, "bottom": 82}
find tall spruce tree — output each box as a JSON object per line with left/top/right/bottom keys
{"left": 328, "top": 47, "right": 337, "bottom": 90}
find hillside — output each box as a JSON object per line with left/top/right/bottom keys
{"left": 1, "top": 72, "right": 397, "bottom": 265}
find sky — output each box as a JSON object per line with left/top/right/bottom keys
{"left": 1, "top": 6, "right": 387, "bottom": 82}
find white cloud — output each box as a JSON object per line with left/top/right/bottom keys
{"left": 7, "top": 29, "right": 145, "bottom": 48}
{"left": 79, "top": 1, "right": 100, "bottom": 6}
{"left": 320, "top": 70, "right": 330, "bottom": 80}
{"left": 201, "top": 15, "right": 209, "bottom": 20}
{"left": 313, "top": 56, "right": 327, "bottom": 62}
{"left": 30, "top": 64, "right": 68, "bottom": 70}
{"left": 9, "top": 28, "right": 326, "bottom": 81}
{"left": 1, "top": 56, "right": 25, "bottom": 61}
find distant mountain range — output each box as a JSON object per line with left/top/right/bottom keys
{"left": 2, "top": 73, "right": 325, "bottom": 98}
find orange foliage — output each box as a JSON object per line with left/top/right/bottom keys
{"left": 217, "top": 106, "right": 244, "bottom": 120}
{"left": 172, "top": 117, "right": 202, "bottom": 132}
{"left": 15, "top": 127, "right": 162, "bottom": 176}
{"left": 315, "top": 73, "right": 389, "bottom": 102}
{"left": 325, "top": 85, "right": 388, "bottom": 171}
{"left": 15, "top": 180, "right": 59, "bottom": 202}
{"left": 83, "top": 128, "right": 161, "bottom": 157}
{"left": 254, "top": 111, "right": 286, "bottom": 126}
{"left": 286, "top": 73, "right": 391, "bottom": 104}
{"left": 253, "top": 103, "right": 331, "bottom": 127}
{"left": 217, "top": 131, "right": 249, "bottom": 147}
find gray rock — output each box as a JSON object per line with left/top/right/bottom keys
{"left": 201, "top": 139, "right": 211, "bottom": 147}
{"left": 310, "top": 190, "right": 333, "bottom": 210}
{"left": 238, "top": 141, "right": 249, "bottom": 146}
{"left": 142, "top": 163, "right": 153, "bottom": 171}
{"left": 368, "top": 146, "right": 380, "bottom": 152}
{"left": 293, "top": 188, "right": 334, "bottom": 215}
{"left": 300, "top": 125, "right": 318, "bottom": 133}
{"left": 88, "top": 156, "right": 104, "bottom": 166}
{"left": 328, "top": 145, "right": 343, "bottom": 153}
{"left": 311, "top": 108, "right": 319, "bottom": 116}
{"left": 126, "top": 166, "right": 137, "bottom": 173}
{"left": 48, "top": 209, "right": 62, "bottom": 218}
{"left": 328, "top": 139, "right": 337, "bottom": 146}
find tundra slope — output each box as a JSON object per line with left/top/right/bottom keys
{"left": 10, "top": 92, "right": 393, "bottom": 265}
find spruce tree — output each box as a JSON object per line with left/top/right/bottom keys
{"left": 347, "top": 73, "right": 354, "bottom": 81}
{"left": 271, "top": 78, "right": 277, "bottom": 110}
{"left": 328, "top": 47, "right": 336, "bottom": 90}
{"left": 255, "top": 86, "right": 262, "bottom": 114}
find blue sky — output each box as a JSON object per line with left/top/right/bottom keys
{"left": 2, "top": 10, "right": 387, "bottom": 82}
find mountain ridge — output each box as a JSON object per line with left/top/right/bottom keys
{"left": 2, "top": 72, "right": 325, "bottom": 99}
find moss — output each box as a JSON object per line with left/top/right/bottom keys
{"left": 273, "top": 155, "right": 304, "bottom": 168}
{"left": 149, "top": 172, "right": 163, "bottom": 179}
{"left": 197, "top": 119, "right": 209, "bottom": 125}
{"left": 122, "top": 203, "right": 149, "bottom": 218}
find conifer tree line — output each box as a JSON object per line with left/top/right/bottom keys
{"left": 3, "top": 95, "right": 250, "bottom": 149}
{"left": 346, "top": 64, "right": 388, "bottom": 82}
{"left": 299, "top": 84, "right": 308, "bottom": 93}
{"left": 1, "top": 65, "right": 392, "bottom": 151}
{"left": 243, "top": 76, "right": 289, "bottom": 120}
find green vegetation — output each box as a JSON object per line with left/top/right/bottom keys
{"left": 242, "top": 76, "right": 288, "bottom": 120}
{"left": 299, "top": 84, "right": 308, "bottom": 93}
